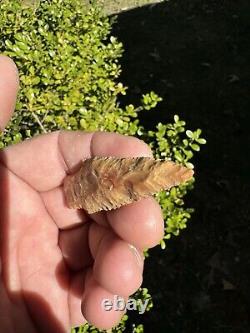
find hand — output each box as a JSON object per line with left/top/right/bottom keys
{"left": 0, "top": 56, "right": 164, "bottom": 332}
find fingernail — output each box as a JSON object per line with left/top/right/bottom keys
{"left": 129, "top": 244, "right": 144, "bottom": 268}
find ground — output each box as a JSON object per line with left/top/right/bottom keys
{"left": 94, "top": 0, "right": 164, "bottom": 14}
{"left": 111, "top": 1, "right": 250, "bottom": 332}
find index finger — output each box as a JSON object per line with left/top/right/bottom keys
{"left": 0, "top": 130, "right": 152, "bottom": 191}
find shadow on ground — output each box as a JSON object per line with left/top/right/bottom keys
{"left": 112, "top": 1, "right": 250, "bottom": 332}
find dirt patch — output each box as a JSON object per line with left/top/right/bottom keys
{"left": 112, "top": 1, "right": 250, "bottom": 332}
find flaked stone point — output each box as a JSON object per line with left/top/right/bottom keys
{"left": 63, "top": 157, "right": 194, "bottom": 214}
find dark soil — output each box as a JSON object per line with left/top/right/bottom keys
{"left": 112, "top": 1, "right": 250, "bottom": 332}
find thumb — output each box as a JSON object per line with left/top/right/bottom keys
{"left": 0, "top": 55, "right": 19, "bottom": 131}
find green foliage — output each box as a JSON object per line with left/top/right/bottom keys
{"left": 133, "top": 287, "right": 153, "bottom": 312}
{"left": 147, "top": 115, "right": 206, "bottom": 249}
{"left": 0, "top": 0, "right": 206, "bottom": 332}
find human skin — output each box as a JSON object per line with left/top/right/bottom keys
{"left": 0, "top": 55, "right": 164, "bottom": 332}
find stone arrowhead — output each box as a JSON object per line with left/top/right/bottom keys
{"left": 64, "top": 157, "right": 194, "bottom": 214}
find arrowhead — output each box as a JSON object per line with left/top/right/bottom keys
{"left": 64, "top": 157, "right": 194, "bottom": 214}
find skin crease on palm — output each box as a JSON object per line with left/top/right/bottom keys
{"left": 0, "top": 55, "right": 164, "bottom": 332}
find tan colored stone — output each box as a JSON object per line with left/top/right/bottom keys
{"left": 64, "top": 157, "right": 194, "bottom": 214}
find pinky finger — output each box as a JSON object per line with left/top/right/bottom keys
{"left": 81, "top": 270, "right": 126, "bottom": 330}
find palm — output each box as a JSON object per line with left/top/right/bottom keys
{"left": 0, "top": 161, "right": 70, "bottom": 332}
{"left": 0, "top": 57, "right": 164, "bottom": 332}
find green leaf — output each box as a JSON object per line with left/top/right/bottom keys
{"left": 186, "top": 130, "right": 193, "bottom": 139}
{"left": 174, "top": 114, "right": 179, "bottom": 123}
{"left": 197, "top": 138, "right": 207, "bottom": 144}
{"left": 190, "top": 143, "right": 200, "bottom": 151}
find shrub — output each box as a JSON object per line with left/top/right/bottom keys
{"left": 0, "top": 0, "right": 206, "bottom": 332}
